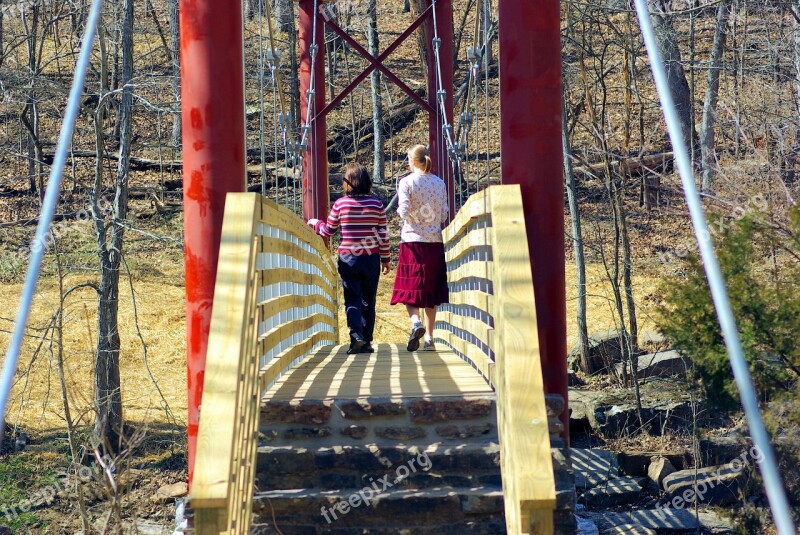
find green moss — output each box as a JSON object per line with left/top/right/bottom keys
{"left": 0, "top": 452, "right": 60, "bottom": 530}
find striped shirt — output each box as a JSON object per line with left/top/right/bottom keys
{"left": 313, "top": 195, "right": 391, "bottom": 262}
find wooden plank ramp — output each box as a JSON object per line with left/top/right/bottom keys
{"left": 263, "top": 343, "right": 494, "bottom": 402}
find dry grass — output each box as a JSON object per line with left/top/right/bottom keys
{"left": 1, "top": 235, "right": 660, "bottom": 434}
{"left": 0, "top": 257, "right": 186, "bottom": 432}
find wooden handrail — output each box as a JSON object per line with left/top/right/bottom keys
{"left": 191, "top": 194, "right": 338, "bottom": 534}
{"left": 192, "top": 188, "right": 554, "bottom": 533}
{"left": 436, "top": 185, "right": 556, "bottom": 534}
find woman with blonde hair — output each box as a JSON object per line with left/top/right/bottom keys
{"left": 390, "top": 145, "right": 449, "bottom": 351}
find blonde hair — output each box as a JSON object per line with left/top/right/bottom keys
{"left": 408, "top": 145, "right": 432, "bottom": 173}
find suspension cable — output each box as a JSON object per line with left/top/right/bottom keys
{"left": 633, "top": 1, "right": 795, "bottom": 533}
{"left": 264, "top": 0, "right": 297, "bottom": 146}
{"left": 483, "top": 0, "right": 491, "bottom": 189}
{"left": 0, "top": 0, "right": 104, "bottom": 436}
{"left": 271, "top": 55, "right": 279, "bottom": 202}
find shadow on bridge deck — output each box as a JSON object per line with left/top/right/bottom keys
{"left": 263, "top": 344, "right": 494, "bottom": 402}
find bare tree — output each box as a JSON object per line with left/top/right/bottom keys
{"left": 22, "top": 4, "right": 42, "bottom": 198}
{"left": 0, "top": 1, "right": 4, "bottom": 68}
{"left": 168, "top": 0, "right": 180, "bottom": 148}
{"left": 785, "top": 2, "right": 800, "bottom": 186}
{"left": 368, "top": 0, "right": 384, "bottom": 183}
{"left": 562, "top": 97, "right": 590, "bottom": 373}
{"left": 92, "top": 0, "right": 135, "bottom": 452}
{"left": 700, "top": 1, "right": 731, "bottom": 193}
{"left": 646, "top": 0, "right": 697, "bottom": 152}
{"left": 248, "top": 0, "right": 266, "bottom": 20}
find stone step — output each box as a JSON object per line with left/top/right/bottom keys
{"left": 256, "top": 443, "right": 501, "bottom": 491}
{"left": 251, "top": 486, "right": 505, "bottom": 533}
{"left": 261, "top": 397, "right": 496, "bottom": 426}
{"left": 260, "top": 396, "right": 498, "bottom": 449}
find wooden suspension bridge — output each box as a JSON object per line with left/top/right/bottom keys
{"left": 189, "top": 187, "right": 567, "bottom": 533}
{"left": 177, "top": 0, "right": 570, "bottom": 532}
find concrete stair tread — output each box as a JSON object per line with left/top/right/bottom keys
{"left": 257, "top": 443, "right": 500, "bottom": 475}
{"left": 255, "top": 485, "right": 503, "bottom": 500}
{"left": 258, "top": 442, "right": 501, "bottom": 455}
{"left": 252, "top": 485, "right": 505, "bottom": 528}
{"left": 261, "top": 396, "right": 498, "bottom": 427}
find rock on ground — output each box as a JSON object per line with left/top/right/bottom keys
{"left": 572, "top": 448, "right": 619, "bottom": 490}
{"left": 662, "top": 464, "right": 747, "bottom": 507}
{"left": 602, "top": 524, "right": 656, "bottom": 535}
{"left": 613, "top": 350, "right": 692, "bottom": 381}
{"left": 151, "top": 481, "right": 189, "bottom": 503}
{"left": 647, "top": 456, "right": 677, "bottom": 489}
{"left": 568, "top": 329, "right": 626, "bottom": 374}
{"left": 581, "top": 476, "right": 642, "bottom": 507}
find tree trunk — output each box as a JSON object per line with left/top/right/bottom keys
{"left": 0, "top": 1, "right": 4, "bottom": 68}
{"left": 368, "top": 0, "right": 384, "bottom": 184}
{"left": 409, "top": 0, "right": 429, "bottom": 80}
{"left": 562, "top": 100, "right": 590, "bottom": 374}
{"left": 145, "top": 0, "right": 170, "bottom": 62}
{"left": 785, "top": 2, "right": 800, "bottom": 186}
{"left": 482, "top": 0, "right": 492, "bottom": 67}
{"left": 700, "top": 1, "right": 730, "bottom": 193}
{"left": 168, "top": 0, "right": 181, "bottom": 148}
{"left": 645, "top": 0, "right": 697, "bottom": 152}
{"left": 248, "top": 0, "right": 265, "bottom": 20}
{"left": 617, "top": 173, "right": 638, "bottom": 355}
{"left": 275, "top": 0, "right": 293, "bottom": 31}
{"left": 94, "top": 0, "right": 135, "bottom": 452}
{"left": 23, "top": 6, "right": 40, "bottom": 198}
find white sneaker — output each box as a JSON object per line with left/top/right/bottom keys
{"left": 407, "top": 322, "right": 425, "bottom": 351}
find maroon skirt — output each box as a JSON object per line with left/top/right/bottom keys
{"left": 391, "top": 242, "right": 449, "bottom": 308}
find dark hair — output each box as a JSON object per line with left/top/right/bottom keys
{"left": 342, "top": 163, "right": 372, "bottom": 195}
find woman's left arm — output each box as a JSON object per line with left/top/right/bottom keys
{"left": 440, "top": 184, "right": 450, "bottom": 229}
{"left": 397, "top": 178, "right": 411, "bottom": 220}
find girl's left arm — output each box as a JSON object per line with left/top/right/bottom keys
{"left": 315, "top": 201, "right": 341, "bottom": 236}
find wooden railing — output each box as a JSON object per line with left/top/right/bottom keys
{"left": 191, "top": 194, "right": 338, "bottom": 534}
{"left": 434, "top": 185, "right": 556, "bottom": 534}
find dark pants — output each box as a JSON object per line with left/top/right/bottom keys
{"left": 338, "top": 253, "right": 380, "bottom": 345}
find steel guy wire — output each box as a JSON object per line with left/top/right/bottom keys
{"left": 633, "top": 0, "right": 796, "bottom": 533}
{"left": 1, "top": 0, "right": 105, "bottom": 439}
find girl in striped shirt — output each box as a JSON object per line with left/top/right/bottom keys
{"left": 308, "top": 163, "right": 392, "bottom": 354}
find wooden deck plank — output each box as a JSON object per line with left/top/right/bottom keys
{"left": 263, "top": 344, "right": 494, "bottom": 402}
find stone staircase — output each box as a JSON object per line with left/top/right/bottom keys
{"left": 251, "top": 394, "right": 577, "bottom": 534}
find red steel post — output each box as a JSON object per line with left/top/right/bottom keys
{"left": 498, "top": 0, "right": 569, "bottom": 443}
{"left": 299, "top": 0, "right": 329, "bottom": 221}
{"left": 426, "top": 0, "right": 455, "bottom": 218}
{"left": 180, "top": 0, "right": 247, "bottom": 483}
